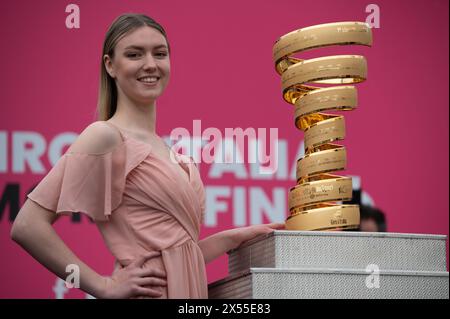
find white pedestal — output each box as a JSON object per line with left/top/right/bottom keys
{"left": 208, "top": 231, "right": 449, "bottom": 299}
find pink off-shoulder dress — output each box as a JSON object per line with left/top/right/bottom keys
{"left": 26, "top": 121, "right": 208, "bottom": 298}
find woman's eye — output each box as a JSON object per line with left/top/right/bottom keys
{"left": 126, "top": 52, "right": 140, "bottom": 58}
{"left": 156, "top": 52, "right": 168, "bottom": 57}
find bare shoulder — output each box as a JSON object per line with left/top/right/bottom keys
{"left": 67, "top": 121, "right": 123, "bottom": 155}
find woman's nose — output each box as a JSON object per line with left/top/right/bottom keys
{"left": 143, "top": 53, "right": 157, "bottom": 70}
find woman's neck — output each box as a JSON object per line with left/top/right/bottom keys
{"left": 109, "top": 96, "right": 157, "bottom": 136}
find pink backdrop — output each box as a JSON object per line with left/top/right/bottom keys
{"left": 0, "top": 0, "right": 448, "bottom": 298}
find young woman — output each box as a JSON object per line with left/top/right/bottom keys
{"left": 10, "top": 13, "right": 284, "bottom": 299}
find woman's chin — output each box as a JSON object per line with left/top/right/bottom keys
{"left": 134, "top": 95, "right": 159, "bottom": 105}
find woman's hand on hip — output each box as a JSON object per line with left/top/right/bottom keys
{"left": 99, "top": 251, "right": 167, "bottom": 299}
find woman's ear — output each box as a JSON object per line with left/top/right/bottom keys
{"left": 103, "top": 54, "right": 115, "bottom": 79}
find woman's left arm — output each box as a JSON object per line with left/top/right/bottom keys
{"left": 198, "top": 223, "right": 285, "bottom": 264}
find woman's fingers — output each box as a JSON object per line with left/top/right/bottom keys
{"left": 136, "top": 277, "right": 167, "bottom": 287}
{"left": 133, "top": 286, "right": 163, "bottom": 298}
{"left": 266, "top": 222, "right": 285, "bottom": 229}
{"left": 137, "top": 268, "right": 167, "bottom": 279}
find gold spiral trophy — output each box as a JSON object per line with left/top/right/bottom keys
{"left": 273, "top": 22, "right": 373, "bottom": 231}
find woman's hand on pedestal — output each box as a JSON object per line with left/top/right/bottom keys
{"left": 229, "top": 222, "right": 285, "bottom": 251}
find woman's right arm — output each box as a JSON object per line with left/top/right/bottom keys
{"left": 11, "top": 199, "right": 167, "bottom": 298}
{"left": 10, "top": 198, "right": 108, "bottom": 298}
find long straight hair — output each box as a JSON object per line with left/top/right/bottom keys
{"left": 96, "top": 13, "right": 170, "bottom": 121}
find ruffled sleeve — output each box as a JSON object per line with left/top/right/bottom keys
{"left": 27, "top": 143, "right": 127, "bottom": 221}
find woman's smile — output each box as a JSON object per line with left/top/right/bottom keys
{"left": 137, "top": 76, "right": 160, "bottom": 87}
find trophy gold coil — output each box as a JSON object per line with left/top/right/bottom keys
{"left": 273, "top": 21, "right": 373, "bottom": 231}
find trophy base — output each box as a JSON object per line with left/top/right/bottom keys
{"left": 208, "top": 230, "right": 449, "bottom": 299}
{"left": 208, "top": 268, "right": 449, "bottom": 299}
{"left": 287, "top": 225, "right": 360, "bottom": 231}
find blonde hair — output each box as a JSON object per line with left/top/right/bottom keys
{"left": 95, "top": 13, "right": 170, "bottom": 121}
